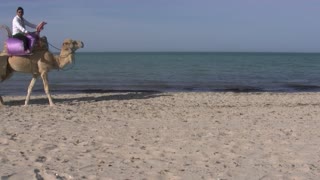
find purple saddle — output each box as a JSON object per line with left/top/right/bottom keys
{"left": 6, "top": 33, "right": 37, "bottom": 55}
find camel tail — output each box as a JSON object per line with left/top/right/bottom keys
{"left": 0, "top": 25, "right": 12, "bottom": 38}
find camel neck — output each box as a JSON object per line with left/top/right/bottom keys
{"left": 55, "top": 55, "right": 62, "bottom": 69}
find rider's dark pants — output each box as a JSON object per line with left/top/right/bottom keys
{"left": 12, "top": 33, "right": 29, "bottom": 51}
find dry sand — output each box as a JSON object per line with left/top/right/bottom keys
{"left": 0, "top": 92, "right": 320, "bottom": 180}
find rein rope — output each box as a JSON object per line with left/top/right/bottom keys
{"left": 48, "top": 42, "right": 61, "bottom": 51}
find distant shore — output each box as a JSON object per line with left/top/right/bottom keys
{"left": 1, "top": 92, "right": 319, "bottom": 179}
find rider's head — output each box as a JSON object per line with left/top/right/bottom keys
{"left": 16, "top": 7, "right": 24, "bottom": 18}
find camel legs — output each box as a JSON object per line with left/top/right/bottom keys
{"left": 40, "top": 72, "right": 54, "bottom": 106}
{"left": 25, "top": 76, "right": 37, "bottom": 106}
{"left": 25, "top": 73, "right": 54, "bottom": 106}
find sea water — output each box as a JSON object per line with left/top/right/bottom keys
{"left": 2, "top": 52, "right": 320, "bottom": 95}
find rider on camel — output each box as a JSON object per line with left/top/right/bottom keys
{"left": 12, "top": 7, "right": 46, "bottom": 55}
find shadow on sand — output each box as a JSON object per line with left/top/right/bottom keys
{"left": 4, "top": 91, "right": 170, "bottom": 106}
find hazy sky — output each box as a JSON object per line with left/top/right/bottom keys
{"left": 1, "top": 0, "right": 320, "bottom": 52}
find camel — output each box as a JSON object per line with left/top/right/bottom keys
{"left": 0, "top": 25, "right": 84, "bottom": 106}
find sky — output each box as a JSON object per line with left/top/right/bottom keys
{"left": 1, "top": 0, "right": 320, "bottom": 52}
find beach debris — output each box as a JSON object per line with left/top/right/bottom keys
{"left": 35, "top": 156, "right": 47, "bottom": 163}
{"left": 34, "top": 169, "right": 44, "bottom": 180}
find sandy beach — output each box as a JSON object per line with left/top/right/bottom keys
{"left": 0, "top": 92, "right": 320, "bottom": 179}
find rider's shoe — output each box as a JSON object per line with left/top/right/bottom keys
{"left": 25, "top": 50, "right": 33, "bottom": 55}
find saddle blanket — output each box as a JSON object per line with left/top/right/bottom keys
{"left": 6, "top": 33, "right": 37, "bottom": 55}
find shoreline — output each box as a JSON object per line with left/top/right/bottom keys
{"left": 4, "top": 87, "right": 320, "bottom": 97}
{"left": 1, "top": 92, "right": 320, "bottom": 179}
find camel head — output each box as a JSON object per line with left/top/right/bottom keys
{"left": 58, "top": 39, "right": 84, "bottom": 68}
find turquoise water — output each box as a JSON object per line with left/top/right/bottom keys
{"left": 2, "top": 52, "right": 320, "bottom": 95}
